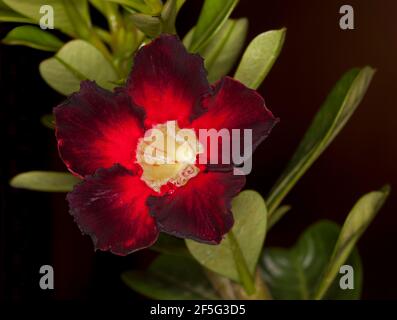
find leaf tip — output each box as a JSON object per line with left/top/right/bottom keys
{"left": 380, "top": 184, "right": 391, "bottom": 197}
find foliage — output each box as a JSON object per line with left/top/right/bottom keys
{"left": 1, "top": 0, "right": 389, "bottom": 300}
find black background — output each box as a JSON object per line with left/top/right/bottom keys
{"left": 1, "top": 0, "right": 396, "bottom": 300}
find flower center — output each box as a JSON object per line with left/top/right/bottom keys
{"left": 136, "top": 121, "right": 203, "bottom": 193}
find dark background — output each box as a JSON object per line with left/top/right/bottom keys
{"left": 1, "top": 0, "right": 396, "bottom": 300}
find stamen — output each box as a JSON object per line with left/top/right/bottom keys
{"left": 136, "top": 121, "right": 202, "bottom": 193}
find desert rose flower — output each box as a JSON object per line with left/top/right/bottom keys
{"left": 54, "top": 35, "right": 278, "bottom": 255}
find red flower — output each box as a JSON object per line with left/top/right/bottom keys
{"left": 54, "top": 35, "right": 278, "bottom": 255}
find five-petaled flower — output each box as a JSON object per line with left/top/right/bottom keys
{"left": 54, "top": 35, "right": 278, "bottom": 255}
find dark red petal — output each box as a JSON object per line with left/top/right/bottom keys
{"left": 147, "top": 169, "right": 245, "bottom": 244}
{"left": 67, "top": 165, "right": 158, "bottom": 255}
{"left": 191, "top": 77, "right": 278, "bottom": 165}
{"left": 126, "top": 34, "right": 210, "bottom": 127}
{"left": 54, "top": 81, "right": 144, "bottom": 178}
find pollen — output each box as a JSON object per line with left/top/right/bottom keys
{"left": 136, "top": 121, "right": 203, "bottom": 193}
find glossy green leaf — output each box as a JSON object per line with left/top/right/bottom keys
{"left": 2, "top": 26, "right": 63, "bottom": 51}
{"left": 3, "top": 0, "right": 89, "bottom": 36}
{"left": 121, "top": 254, "right": 218, "bottom": 300}
{"left": 189, "top": 0, "right": 238, "bottom": 53}
{"left": 40, "top": 40, "right": 118, "bottom": 95}
{"left": 10, "top": 171, "right": 80, "bottom": 192}
{"left": 261, "top": 221, "right": 362, "bottom": 300}
{"left": 234, "top": 28, "right": 286, "bottom": 89}
{"left": 40, "top": 114, "right": 55, "bottom": 129}
{"left": 0, "top": 1, "right": 33, "bottom": 23}
{"left": 204, "top": 18, "right": 248, "bottom": 83}
{"left": 130, "top": 13, "right": 161, "bottom": 38}
{"left": 186, "top": 190, "right": 267, "bottom": 287}
{"left": 267, "top": 67, "right": 375, "bottom": 220}
{"left": 314, "top": 186, "right": 390, "bottom": 299}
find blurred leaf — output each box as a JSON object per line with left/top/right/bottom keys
{"left": 189, "top": 0, "right": 238, "bottom": 53}
{"left": 267, "top": 67, "right": 375, "bottom": 219}
{"left": 0, "top": 1, "right": 33, "bottom": 23}
{"left": 176, "top": 0, "right": 186, "bottom": 11}
{"left": 130, "top": 13, "right": 161, "bottom": 38}
{"left": 159, "top": 0, "right": 185, "bottom": 34}
{"left": 144, "top": 0, "right": 162, "bottom": 14}
{"left": 2, "top": 25, "right": 63, "bottom": 51}
{"left": 89, "top": 0, "right": 108, "bottom": 15}
{"left": 314, "top": 186, "right": 390, "bottom": 299}
{"left": 61, "top": 0, "right": 115, "bottom": 62}
{"left": 108, "top": 0, "right": 154, "bottom": 14}
{"left": 39, "top": 58, "right": 84, "bottom": 96}
{"left": 3, "top": 0, "right": 89, "bottom": 36}
{"left": 202, "top": 18, "right": 248, "bottom": 83}
{"left": 182, "top": 27, "right": 194, "bottom": 48}
{"left": 161, "top": 0, "right": 177, "bottom": 34}
{"left": 40, "top": 39, "right": 119, "bottom": 95}
{"left": 186, "top": 190, "right": 267, "bottom": 286}
{"left": 40, "top": 114, "right": 55, "bottom": 129}
{"left": 122, "top": 254, "right": 218, "bottom": 300}
{"left": 234, "top": 28, "right": 286, "bottom": 89}
{"left": 150, "top": 234, "right": 189, "bottom": 257}
{"left": 10, "top": 171, "right": 79, "bottom": 192}
{"left": 260, "top": 221, "right": 362, "bottom": 300}
{"left": 94, "top": 27, "right": 112, "bottom": 44}
{"left": 89, "top": 1, "right": 120, "bottom": 34}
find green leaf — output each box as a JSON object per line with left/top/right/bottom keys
{"left": 150, "top": 234, "right": 189, "bottom": 257}
{"left": 2, "top": 25, "right": 63, "bottom": 51}
{"left": 129, "top": 13, "right": 161, "bottom": 38}
{"left": 10, "top": 171, "right": 80, "bottom": 192}
{"left": 40, "top": 114, "right": 55, "bottom": 129}
{"left": 189, "top": 0, "right": 238, "bottom": 53}
{"left": 108, "top": 0, "right": 154, "bottom": 14}
{"left": 234, "top": 28, "right": 286, "bottom": 89}
{"left": 89, "top": 1, "right": 120, "bottom": 34}
{"left": 161, "top": 0, "right": 177, "bottom": 34}
{"left": 144, "top": 0, "right": 162, "bottom": 14}
{"left": 0, "top": 1, "right": 33, "bottom": 23}
{"left": 314, "top": 186, "right": 390, "bottom": 299}
{"left": 3, "top": 0, "right": 89, "bottom": 36}
{"left": 121, "top": 254, "right": 218, "bottom": 300}
{"left": 267, "top": 67, "right": 375, "bottom": 219}
{"left": 39, "top": 39, "right": 119, "bottom": 95}
{"left": 183, "top": 18, "right": 248, "bottom": 76}
{"left": 186, "top": 190, "right": 267, "bottom": 286}
{"left": 260, "top": 221, "right": 363, "bottom": 300}
{"left": 159, "top": 0, "right": 187, "bottom": 34}
{"left": 176, "top": 0, "right": 186, "bottom": 12}
{"left": 200, "top": 18, "right": 248, "bottom": 83}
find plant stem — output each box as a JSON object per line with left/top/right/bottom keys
{"left": 227, "top": 232, "right": 255, "bottom": 295}
{"left": 204, "top": 270, "right": 238, "bottom": 299}
{"left": 205, "top": 269, "right": 273, "bottom": 300}
{"left": 234, "top": 269, "right": 273, "bottom": 300}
